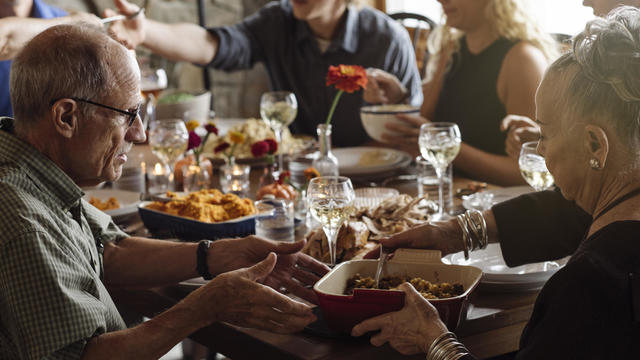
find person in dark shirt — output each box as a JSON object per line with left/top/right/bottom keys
{"left": 352, "top": 7, "right": 640, "bottom": 359}
{"left": 104, "top": 0, "right": 423, "bottom": 147}
{"left": 364, "top": 0, "right": 556, "bottom": 185}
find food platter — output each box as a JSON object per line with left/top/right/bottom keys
{"left": 83, "top": 189, "right": 141, "bottom": 220}
{"left": 443, "top": 243, "right": 569, "bottom": 292}
{"left": 334, "top": 147, "right": 412, "bottom": 176}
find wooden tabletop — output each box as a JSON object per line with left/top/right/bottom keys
{"left": 113, "top": 160, "right": 538, "bottom": 359}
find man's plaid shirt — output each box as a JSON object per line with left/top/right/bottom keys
{"left": 0, "top": 118, "right": 127, "bottom": 359}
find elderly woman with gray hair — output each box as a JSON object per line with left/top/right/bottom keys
{"left": 351, "top": 6, "right": 640, "bottom": 359}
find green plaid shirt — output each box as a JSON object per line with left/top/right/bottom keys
{"left": 0, "top": 118, "right": 127, "bottom": 360}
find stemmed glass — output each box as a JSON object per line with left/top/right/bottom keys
{"left": 139, "top": 60, "right": 167, "bottom": 129}
{"left": 519, "top": 141, "right": 555, "bottom": 191}
{"left": 307, "top": 176, "right": 355, "bottom": 266}
{"left": 148, "top": 119, "right": 189, "bottom": 190}
{"left": 260, "top": 91, "right": 298, "bottom": 173}
{"left": 419, "top": 122, "right": 461, "bottom": 221}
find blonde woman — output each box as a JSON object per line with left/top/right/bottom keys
{"left": 366, "top": 0, "right": 556, "bottom": 185}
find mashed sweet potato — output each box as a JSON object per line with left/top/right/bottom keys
{"left": 145, "top": 189, "right": 255, "bottom": 223}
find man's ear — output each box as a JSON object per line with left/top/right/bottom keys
{"left": 583, "top": 124, "right": 609, "bottom": 169}
{"left": 49, "top": 99, "right": 79, "bottom": 139}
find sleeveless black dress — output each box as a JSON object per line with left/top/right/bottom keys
{"left": 433, "top": 37, "right": 517, "bottom": 156}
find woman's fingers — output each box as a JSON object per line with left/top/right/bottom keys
{"left": 351, "top": 312, "right": 392, "bottom": 336}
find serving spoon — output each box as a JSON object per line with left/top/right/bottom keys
{"left": 374, "top": 246, "right": 391, "bottom": 288}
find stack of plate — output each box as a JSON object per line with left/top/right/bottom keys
{"left": 443, "top": 243, "right": 569, "bottom": 292}
{"left": 334, "top": 147, "right": 412, "bottom": 177}
{"left": 112, "top": 166, "right": 144, "bottom": 193}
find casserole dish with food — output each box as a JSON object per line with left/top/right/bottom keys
{"left": 313, "top": 249, "right": 482, "bottom": 333}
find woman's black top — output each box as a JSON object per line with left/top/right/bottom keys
{"left": 434, "top": 37, "right": 517, "bottom": 156}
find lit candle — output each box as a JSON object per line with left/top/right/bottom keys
{"left": 230, "top": 181, "right": 242, "bottom": 192}
{"left": 232, "top": 166, "right": 243, "bottom": 176}
{"left": 152, "top": 162, "right": 166, "bottom": 176}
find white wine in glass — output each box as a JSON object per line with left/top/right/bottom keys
{"left": 149, "top": 119, "right": 189, "bottom": 189}
{"left": 307, "top": 176, "right": 355, "bottom": 266}
{"left": 260, "top": 91, "right": 298, "bottom": 173}
{"left": 519, "top": 141, "right": 554, "bottom": 191}
{"left": 419, "top": 122, "right": 461, "bottom": 221}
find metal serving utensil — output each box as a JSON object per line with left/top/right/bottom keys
{"left": 101, "top": 0, "right": 147, "bottom": 24}
{"left": 374, "top": 246, "right": 391, "bottom": 288}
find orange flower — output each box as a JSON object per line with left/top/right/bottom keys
{"left": 326, "top": 65, "right": 368, "bottom": 93}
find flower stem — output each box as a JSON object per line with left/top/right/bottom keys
{"left": 325, "top": 90, "right": 344, "bottom": 125}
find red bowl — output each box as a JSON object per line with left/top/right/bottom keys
{"left": 313, "top": 249, "right": 482, "bottom": 333}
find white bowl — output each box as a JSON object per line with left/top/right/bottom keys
{"left": 156, "top": 89, "right": 211, "bottom": 121}
{"left": 360, "top": 104, "right": 420, "bottom": 143}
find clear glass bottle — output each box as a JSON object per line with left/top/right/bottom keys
{"left": 312, "top": 124, "right": 339, "bottom": 176}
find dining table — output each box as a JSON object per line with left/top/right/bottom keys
{"left": 109, "top": 145, "right": 540, "bottom": 360}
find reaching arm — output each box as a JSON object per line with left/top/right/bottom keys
{"left": 82, "top": 253, "right": 316, "bottom": 359}
{"left": 105, "top": 0, "right": 218, "bottom": 65}
{"left": 0, "top": 13, "right": 101, "bottom": 61}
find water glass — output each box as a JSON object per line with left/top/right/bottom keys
{"left": 220, "top": 164, "right": 250, "bottom": 196}
{"left": 416, "top": 156, "right": 453, "bottom": 215}
{"left": 254, "top": 199, "right": 295, "bottom": 242}
{"left": 260, "top": 91, "right": 298, "bottom": 172}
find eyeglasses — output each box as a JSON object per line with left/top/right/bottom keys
{"left": 49, "top": 97, "right": 140, "bottom": 127}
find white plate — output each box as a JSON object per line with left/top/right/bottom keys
{"left": 83, "top": 189, "right": 141, "bottom": 219}
{"left": 443, "top": 243, "right": 569, "bottom": 286}
{"left": 334, "top": 147, "right": 412, "bottom": 176}
{"left": 462, "top": 186, "right": 533, "bottom": 211}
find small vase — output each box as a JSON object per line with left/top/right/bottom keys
{"left": 259, "top": 163, "right": 277, "bottom": 189}
{"left": 312, "top": 123, "right": 339, "bottom": 176}
{"left": 182, "top": 164, "right": 211, "bottom": 192}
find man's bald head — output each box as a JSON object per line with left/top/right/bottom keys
{"left": 10, "top": 23, "right": 137, "bottom": 128}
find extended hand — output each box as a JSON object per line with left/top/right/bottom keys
{"left": 351, "top": 283, "right": 449, "bottom": 355}
{"left": 364, "top": 68, "right": 408, "bottom": 104}
{"left": 500, "top": 115, "right": 540, "bottom": 159}
{"left": 381, "top": 113, "right": 428, "bottom": 147}
{"left": 209, "top": 236, "right": 330, "bottom": 303}
{"left": 364, "top": 219, "right": 462, "bottom": 259}
{"left": 103, "top": 0, "right": 146, "bottom": 49}
{"left": 189, "top": 253, "right": 316, "bottom": 333}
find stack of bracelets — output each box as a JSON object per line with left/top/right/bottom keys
{"left": 455, "top": 209, "right": 488, "bottom": 260}
{"left": 426, "top": 332, "right": 470, "bottom": 360}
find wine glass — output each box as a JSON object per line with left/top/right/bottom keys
{"left": 148, "top": 119, "right": 189, "bottom": 190}
{"left": 519, "top": 141, "right": 555, "bottom": 191}
{"left": 260, "top": 91, "right": 298, "bottom": 173}
{"left": 139, "top": 56, "right": 168, "bottom": 129}
{"left": 307, "top": 176, "right": 355, "bottom": 266}
{"left": 418, "top": 122, "right": 461, "bottom": 221}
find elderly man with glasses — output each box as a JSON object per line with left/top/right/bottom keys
{"left": 0, "top": 23, "right": 328, "bottom": 359}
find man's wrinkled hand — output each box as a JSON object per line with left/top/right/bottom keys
{"left": 351, "top": 283, "right": 449, "bottom": 355}
{"left": 191, "top": 253, "right": 317, "bottom": 333}
{"left": 209, "top": 236, "right": 330, "bottom": 303}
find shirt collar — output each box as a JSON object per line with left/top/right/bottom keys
{"left": 292, "top": 4, "right": 359, "bottom": 54}
{"left": 0, "top": 117, "right": 84, "bottom": 210}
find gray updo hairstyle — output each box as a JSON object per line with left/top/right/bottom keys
{"left": 548, "top": 6, "right": 640, "bottom": 149}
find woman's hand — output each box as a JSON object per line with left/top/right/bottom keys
{"left": 209, "top": 236, "right": 331, "bottom": 303}
{"left": 364, "top": 68, "right": 408, "bottom": 104}
{"left": 500, "top": 115, "right": 540, "bottom": 159}
{"left": 103, "top": 0, "right": 147, "bottom": 49}
{"left": 351, "top": 283, "right": 449, "bottom": 355}
{"left": 188, "top": 253, "right": 316, "bottom": 333}
{"left": 364, "top": 219, "right": 463, "bottom": 259}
